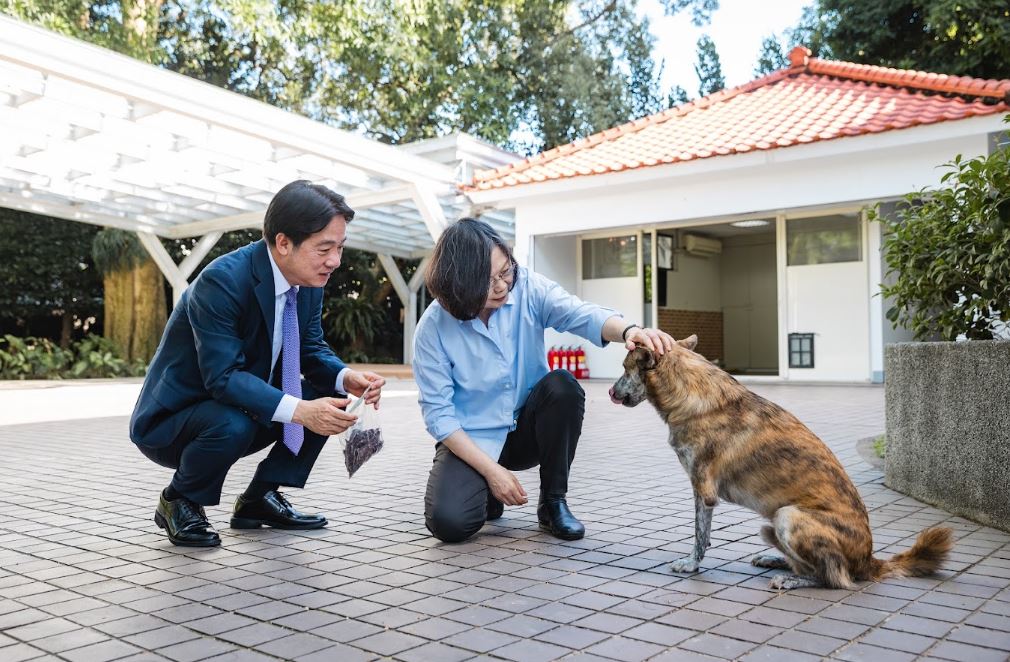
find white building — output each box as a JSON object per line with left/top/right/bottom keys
{"left": 467, "top": 47, "right": 1010, "bottom": 382}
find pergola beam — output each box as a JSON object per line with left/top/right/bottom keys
{"left": 135, "top": 231, "right": 188, "bottom": 305}
{"left": 410, "top": 183, "right": 449, "bottom": 243}
{"left": 178, "top": 231, "right": 222, "bottom": 280}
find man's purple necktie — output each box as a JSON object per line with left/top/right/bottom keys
{"left": 282, "top": 287, "right": 304, "bottom": 454}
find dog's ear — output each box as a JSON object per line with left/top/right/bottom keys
{"left": 634, "top": 346, "right": 657, "bottom": 370}
{"left": 677, "top": 334, "right": 698, "bottom": 351}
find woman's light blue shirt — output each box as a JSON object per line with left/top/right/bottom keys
{"left": 412, "top": 267, "right": 618, "bottom": 460}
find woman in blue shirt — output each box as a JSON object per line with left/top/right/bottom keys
{"left": 412, "top": 218, "right": 675, "bottom": 543}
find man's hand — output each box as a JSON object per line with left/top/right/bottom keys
{"left": 625, "top": 326, "right": 676, "bottom": 355}
{"left": 483, "top": 464, "right": 528, "bottom": 506}
{"left": 293, "top": 398, "right": 357, "bottom": 436}
{"left": 344, "top": 370, "right": 386, "bottom": 409}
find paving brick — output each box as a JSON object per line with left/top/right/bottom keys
{"left": 846, "top": 640, "right": 924, "bottom": 662}
{"left": 767, "top": 629, "right": 847, "bottom": 656}
{"left": 442, "top": 627, "right": 518, "bottom": 654}
{"left": 927, "top": 640, "right": 1010, "bottom": 662}
{"left": 585, "top": 635, "right": 665, "bottom": 662}
{"left": 679, "top": 632, "right": 758, "bottom": 659}
{"left": 395, "top": 641, "right": 471, "bottom": 662}
{"left": 738, "top": 645, "right": 822, "bottom": 662}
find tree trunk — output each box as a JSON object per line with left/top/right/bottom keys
{"left": 103, "top": 259, "right": 166, "bottom": 363}
{"left": 59, "top": 313, "right": 73, "bottom": 349}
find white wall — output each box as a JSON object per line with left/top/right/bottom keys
{"left": 721, "top": 233, "right": 777, "bottom": 372}
{"left": 532, "top": 234, "right": 577, "bottom": 292}
{"left": 664, "top": 250, "right": 721, "bottom": 311}
{"left": 786, "top": 260, "right": 870, "bottom": 381}
{"left": 580, "top": 276, "right": 639, "bottom": 379}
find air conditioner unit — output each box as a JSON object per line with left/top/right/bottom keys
{"left": 683, "top": 234, "right": 722, "bottom": 257}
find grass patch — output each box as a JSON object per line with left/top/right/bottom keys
{"left": 872, "top": 435, "right": 887, "bottom": 459}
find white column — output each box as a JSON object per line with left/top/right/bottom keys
{"left": 404, "top": 256, "right": 431, "bottom": 364}
{"left": 775, "top": 214, "right": 790, "bottom": 380}
{"left": 376, "top": 253, "right": 433, "bottom": 365}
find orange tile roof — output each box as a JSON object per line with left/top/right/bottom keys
{"left": 471, "top": 47, "right": 1010, "bottom": 191}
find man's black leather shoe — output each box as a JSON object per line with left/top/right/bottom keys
{"left": 155, "top": 493, "right": 221, "bottom": 547}
{"left": 537, "top": 496, "right": 585, "bottom": 540}
{"left": 486, "top": 492, "right": 504, "bottom": 521}
{"left": 230, "top": 490, "right": 327, "bottom": 530}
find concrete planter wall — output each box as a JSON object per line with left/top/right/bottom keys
{"left": 885, "top": 340, "right": 1010, "bottom": 532}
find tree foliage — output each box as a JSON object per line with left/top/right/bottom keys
{"left": 0, "top": 210, "right": 103, "bottom": 340}
{"left": 787, "top": 0, "right": 1010, "bottom": 80}
{"left": 694, "top": 34, "right": 724, "bottom": 97}
{"left": 4, "top": 0, "right": 716, "bottom": 153}
{"left": 874, "top": 132, "right": 1010, "bottom": 341}
{"left": 754, "top": 33, "right": 788, "bottom": 77}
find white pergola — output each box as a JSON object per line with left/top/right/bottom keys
{"left": 0, "top": 15, "right": 516, "bottom": 362}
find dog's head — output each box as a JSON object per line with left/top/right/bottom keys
{"left": 609, "top": 335, "right": 698, "bottom": 407}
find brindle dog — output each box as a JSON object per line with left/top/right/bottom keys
{"left": 610, "top": 335, "right": 953, "bottom": 590}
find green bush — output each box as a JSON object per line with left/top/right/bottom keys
{"left": 874, "top": 128, "right": 1010, "bottom": 341}
{"left": 0, "top": 334, "right": 146, "bottom": 380}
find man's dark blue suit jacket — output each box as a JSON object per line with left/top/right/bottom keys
{"left": 130, "top": 239, "right": 346, "bottom": 448}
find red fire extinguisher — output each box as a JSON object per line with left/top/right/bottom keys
{"left": 575, "top": 346, "right": 587, "bottom": 379}
{"left": 547, "top": 346, "right": 559, "bottom": 371}
{"left": 559, "top": 346, "right": 569, "bottom": 372}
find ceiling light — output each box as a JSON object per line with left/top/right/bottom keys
{"left": 730, "top": 219, "right": 770, "bottom": 228}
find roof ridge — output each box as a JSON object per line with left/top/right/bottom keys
{"left": 797, "top": 49, "right": 1010, "bottom": 101}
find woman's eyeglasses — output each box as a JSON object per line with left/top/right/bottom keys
{"left": 489, "top": 263, "right": 516, "bottom": 291}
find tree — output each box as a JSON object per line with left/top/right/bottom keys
{"left": 786, "top": 0, "right": 1010, "bottom": 80}
{"left": 0, "top": 211, "right": 103, "bottom": 346}
{"left": 91, "top": 229, "right": 166, "bottom": 362}
{"left": 667, "top": 85, "right": 691, "bottom": 107}
{"left": 694, "top": 34, "right": 724, "bottom": 97}
{"left": 754, "top": 33, "right": 787, "bottom": 76}
{"left": 4, "top": 0, "right": 719, "bottom": 153}
{"left": 874, "top": 129, "right": 1010, "bottom": 341}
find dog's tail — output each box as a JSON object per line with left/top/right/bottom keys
{"left": 871, "top": 527, "right": 953, "bottom": 580}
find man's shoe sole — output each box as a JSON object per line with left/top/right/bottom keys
{"left": 154, "top": 511, "right": 221, "bottom": 547}
{"left": 229, "top": 516, "right": 328, "bottom": 530}
{"left": 538, "top": 522, "right": 585, "bottom": 541}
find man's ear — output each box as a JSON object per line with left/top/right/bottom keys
{"left": 677, "top": 335, "right": 698, "bottom": 351}
{"left": 635, "top": 346, "right": 657, "bottom": 370}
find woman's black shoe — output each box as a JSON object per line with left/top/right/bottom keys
{"left": 230, "top": 490, "right": 327, "bottom": 530}
{"left": 155, "top": 493, "right": 221, "bottom": 547}
{"left": 487, "top": 492, "right": 504, "bottom": 521}
{"left": 537, "top": 496, "right": 585, "bottom": 540}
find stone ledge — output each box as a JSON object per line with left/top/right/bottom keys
{"left": 885, "top": 340, "right": 1010, "bottom": 532}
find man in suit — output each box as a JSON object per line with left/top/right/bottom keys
{"left": 130, "top": 180, "right": 385, "bottom": 547}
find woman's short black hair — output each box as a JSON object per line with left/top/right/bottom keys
{"left": 263, "top": 180, "right": 355, "bottom": 246}
{"left": 426, "top": 217, "right": 517, "bottom": 321}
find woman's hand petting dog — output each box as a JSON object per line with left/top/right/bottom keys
{"left": 624, "top": 326, "right": 677, "bottom": 355}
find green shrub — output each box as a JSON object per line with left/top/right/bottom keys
{"left": 0, "top": 334, "right": 146, "bottom": 380}
{"left": 0, "top": 335, "right": 73, "bottom": 379}
{"left": 874, "top": 128, "right": 1010, "bottom": 341}
{"left": 69, "top": 335, "right": 147, "bottom": 378}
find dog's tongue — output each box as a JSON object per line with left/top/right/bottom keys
{"left": 608, "top": 387, "right": 622, "bottom": 404}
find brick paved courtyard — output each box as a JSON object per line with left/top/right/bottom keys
{"left": 1, "top": 379, "right": 1008, "bottom": 661}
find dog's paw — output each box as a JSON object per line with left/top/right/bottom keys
{"left": 670, "top": 557, "right": 700, "bottom": 574}
{"left": 768, "top": 574, "right": 820, "bottom": 590}
{"left": 751, "top": 554, "right": 790, "bottom": 569}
